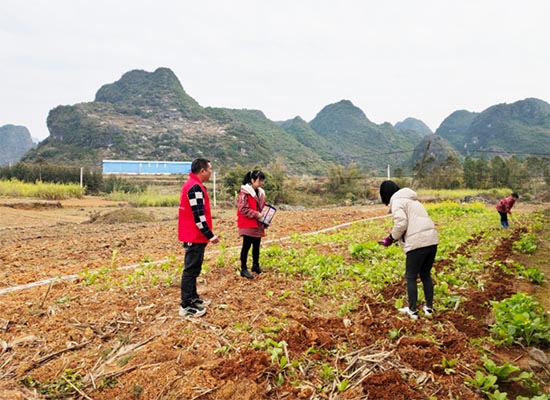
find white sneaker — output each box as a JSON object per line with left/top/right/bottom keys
{"left": 179, "top": 305, "right": 206, "bottom": 318}
{"left": 398, "top": 307, "right": 418, "bottom": 320}
{"left": 423, "top": 306, "right": 434, "bottom": 316}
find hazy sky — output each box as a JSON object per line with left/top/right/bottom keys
{"left": 2, "top": 0, "right": 549, "bottom": 140}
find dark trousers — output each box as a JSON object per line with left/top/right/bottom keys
{"left": 498, "top": 211, "right": 509, "bottom": 227}
{"left": 181, "top": 243, "right": 206, "bottom": 307}
{"left": 240, "top": 235, "right": 261, "bottom": 269}
{"left": 405, "top": 245, "right": 437, "bottom": 312}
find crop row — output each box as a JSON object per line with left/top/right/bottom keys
{"left": 71, "top": 202, "right": 548, "bottom": 399}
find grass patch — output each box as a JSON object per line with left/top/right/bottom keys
{"left": 0, "top": 178, "right": 84, "bottom": 200}
{"left": 107, "top": 190, "right": 179, "bottom": 207}
{"left": 417, "top": 188, "right": 511, "bottom": 202}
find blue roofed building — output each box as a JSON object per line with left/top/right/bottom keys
{"left": 102, "top": 160, "right": 191, "bottom": 175}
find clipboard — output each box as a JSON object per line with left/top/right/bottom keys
{"left": 259, "top": 204, "right": 277, "bottom": 226}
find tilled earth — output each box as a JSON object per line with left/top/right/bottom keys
{"left": 0, "top": 200, "right": 549, "bottom": 400}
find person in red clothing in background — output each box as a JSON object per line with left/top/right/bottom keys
{"left": 237, "top": 170, "right": 267, "bottom": 279}
{"left": 178, "top": 158, "right": 219, "bottom": 317}
{"left": 496, "top": 192, "right": 519, "bottom": 228}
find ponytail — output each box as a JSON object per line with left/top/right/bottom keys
{"left": 242, "top": 169, "right": 266, "bottom": 185}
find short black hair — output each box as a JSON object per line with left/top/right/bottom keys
{"left": 191, "top": 158, "right": 210, "bottom": 174}
{"left": 379, "top": 180, "right": 400, "bottom": 206}
{"left": 511, "top": 192, "right": 519, "bottom": 199}
{"left": 242, "top": 170, "right": 266, "bottom": 185}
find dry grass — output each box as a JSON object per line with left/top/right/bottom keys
{"left": 87, "top": 208, "right": 156, "bottom": 224}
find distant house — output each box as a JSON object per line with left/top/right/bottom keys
{"left": 102, "top": 160, "right": 191, "bottom": 175}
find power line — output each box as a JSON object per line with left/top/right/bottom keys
{"left": 351, "top": 149, "right": 549, "bottom": 157}
{"left": 466, "top": 150, "right": 550, "bottom": 157}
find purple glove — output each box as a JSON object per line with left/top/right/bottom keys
{"left": 382, "top": 235, "right": 394, "bottom": 247}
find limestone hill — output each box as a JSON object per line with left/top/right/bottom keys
{"left": 19, "top": 67, "right": 549, "bottom": 175}
{"left": 0, "top": 125, "right": 34, "bottom": 167}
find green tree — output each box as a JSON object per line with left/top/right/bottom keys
{"left": 463, "top": 156, "right": 496, "bottom": 189}
{"left": 222, "top": 160, "right": 286, "bottom": 204}
{"left": 393, "top": 167, "right": 404, "bottom": 178}
{"left": 463, "top": 157, "right": 477, "bottom": 188}
{"left": 424, "top": 156, "right": 463, "bottom": 189}
{"left": 475, "top": 157, "right": 490, "bottom": 188}
{"left": 222, "top": 164, "right": 249, "bottom": 200}
{"left": 325, "top": 162, "right": 368, "bottom": 201}
{"left": 489, "top": 156, "right": 509, "bottom": 188}
{"left": 266, "top": 157, "right": 287, "bottom": 204}
{"left": 521, "top": 157, "right": 550, "bottom": 194}
{"left": 507, "top": 156, "right": 529, "bottom": 191}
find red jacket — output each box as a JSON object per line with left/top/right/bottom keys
{"left": 237, "top": 184, "right": 266, "bottom": 229}
{"left": 178, "top": 173, "right": 214, "bottom": 243}
{"left": 496, "top": 196, "right": 516, "bottom": 214}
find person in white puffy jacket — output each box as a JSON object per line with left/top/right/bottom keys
{"left": 379, "top": 180, "right": 439, "bottom": 320}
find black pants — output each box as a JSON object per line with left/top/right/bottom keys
{"left": 498, "top": 211, "right": 509, "bottom": 227}
{"left": 240, "top": 235, "right": 261, "bottom": 269}
{"left": 405, "top": 245, "right": 437, "bottom": 312}
{"left": 181, "top": 242, "right": 206, "bottom": 307}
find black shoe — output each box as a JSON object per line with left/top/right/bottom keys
{"left": 193, "top": 297, "right": 211, "bottom": 307}
{"left": 240, "top": 269, "right": 254, "bottom": 279}
{"left": 251, "top": 265, "right": 264, "bottom": 274}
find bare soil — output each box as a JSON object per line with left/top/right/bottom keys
{"left": 0, "top": 198, "right": 549, "bottom": 400}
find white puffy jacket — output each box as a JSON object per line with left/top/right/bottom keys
{"left": 389, "top": 188, "right": 439, "bottom": 253}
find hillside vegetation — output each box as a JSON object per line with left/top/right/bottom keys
{"left": 394, "top": 117, "right": 433, "bottom": 136}
{"left": 436, "top": 99, "right": 550, "bottom": 158}
{"left": 14, "top": 67, "right": 550, "bottom": 177}
{"left": 463, "top": 98, "right": 550, "bottom": 156}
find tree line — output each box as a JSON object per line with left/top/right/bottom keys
{"left": 411, "top": 155, "right": 549, "bottom": 192}
{"left": 1, "top": 155, "right": 548, "bottom": 203}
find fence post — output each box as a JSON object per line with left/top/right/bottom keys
{"left": 213, "top": 171, "right": 217, "bottom": 208}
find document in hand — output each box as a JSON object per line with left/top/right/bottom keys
{"left": 259, "top": 204, "right": 277, "bottom": 226}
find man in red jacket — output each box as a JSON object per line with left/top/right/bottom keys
{"left": 178, "top": 158, "right": 219, "bottom": 317}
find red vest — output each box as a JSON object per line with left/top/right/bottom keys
{"left": 178, "top": 173, "right": 212, "bottom": 243}
{"left": 237, "top": 188, "right": 265, "bottom": 229}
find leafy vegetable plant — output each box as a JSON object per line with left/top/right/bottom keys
{"left": 491, "top": 293, "right": 550, "bottom": 346}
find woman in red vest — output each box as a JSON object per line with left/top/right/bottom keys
{"left": 237, "top": 170, "right": 267, "bottom": 279}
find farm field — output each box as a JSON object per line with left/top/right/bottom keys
{"left": 0, "top": 198, "right": 549, "bottom": 399}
